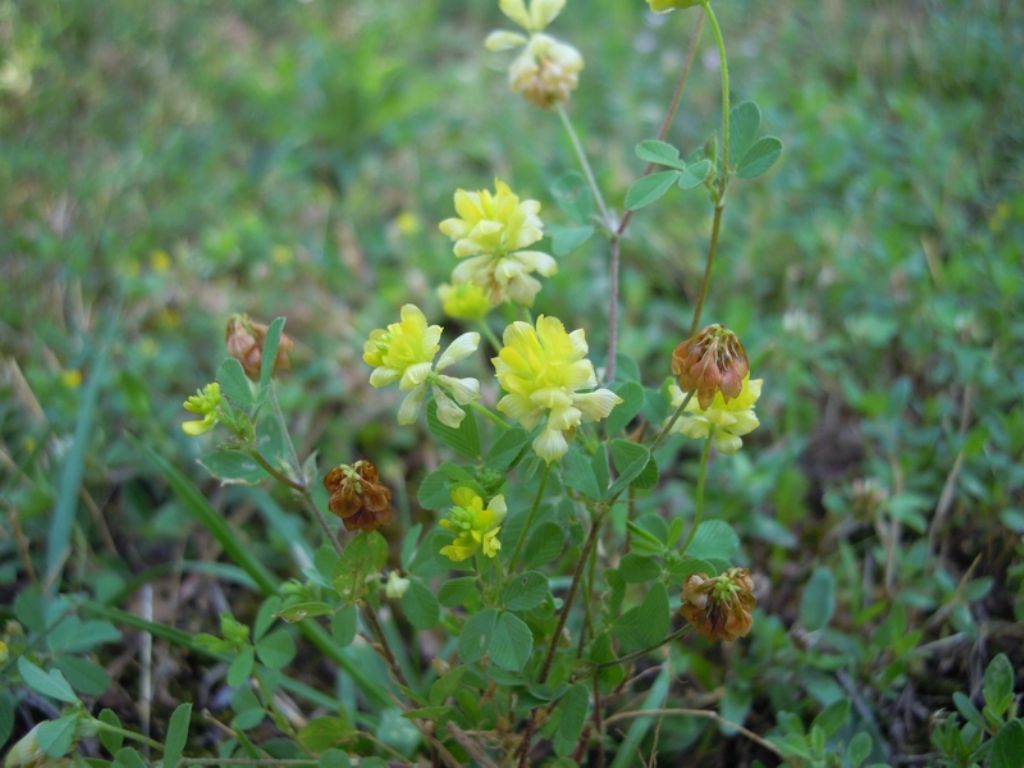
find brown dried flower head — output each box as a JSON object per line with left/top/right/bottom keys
{"left": 671, "top": 324, "right": 749, "bottom": 409}
{"left": 680, "top": 567, "right": 756, "bottom": 642}
{"left": 226, "top": 314, "right": 295, "bottom": 381}
{"left": 323, "top": 460, "right": 393, "bottom": 533}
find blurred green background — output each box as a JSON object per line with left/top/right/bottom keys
{"left": 2, "top": 0, "right": 1022, "bottom": 763}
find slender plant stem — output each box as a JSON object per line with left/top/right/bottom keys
{"left": 507, "top": 462, "right": 552, "bottom": 573}
{"left": 555, "top": 103, "right": 613, "bottom": 228}
{"left": 649, "top": 389, "right": 696, "bottom": 452}
{"left": 247, "top": 449, "right": 305, "bottom": 492}
{"left": 602, "top": 708, "right": 783, "bottom": 758}
{"left": 593, "top": 671, "right": 607, "bottom": 768}
{"left": 468, "top": 399, "right": 510, "bottom": 429}
{"left": 92, "top": 720, "right": 163, "bottom": 751}
{"left": 265, "top": 384, "right": 344, "bottom": 555}
{"left": 596, "top": 625, "right": 690, "bottom": 670}
{"left": 689, "top": 203, "right": 725, "bottom": 335}
{"left": 702, "top": 0, "right": 731, "bottom": 180}
{"left": 680, "top": 435, "right": 712, "bottom": 556}
{"left": 362, "top": 603, "right": 412, "bottom": 690}
{"left": 539, "top": 512, "right": 604, "bottom": 683}
{"left": 518, "top": 511, "right": 606, "bottom": 768}
{"left": 603, "top": 11, "right": 705, "bottom": 386}
{"left": 607, "top": 236, "right": 621, "bottom": 384}
{"left": 478, "top": 319, "right": 502, "bottom": 352}
{"left": 616, "top": 9, "right": 705, "bottom": 240}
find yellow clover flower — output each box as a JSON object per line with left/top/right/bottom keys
{"left": 493, "top": 316, "right": 622, "bottom": 463}
{"left": 668, "top": 374, "right": 762, "bottom": 453}
{"left": 438, "top": 281, "right": 493, "bottom": 322}
{"left": 363, "top": 304, "right": 481, "bottom": 427}
{"left": 439, "top": 486, "right": 507, "bottom": 562}
{"left": 485, "top": 1, "right": 584, "bottom": 108}
{"left": 439, "top": 179, "right": 556, "bottom": 306}
{"left": 181, "top": 383, "right": 222, "bottom": 436}
{"left": 646, "top": 0, "right": 702, "bottom": 13}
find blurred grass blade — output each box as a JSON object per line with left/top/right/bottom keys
{"left": 79, "top": 600, "right": 340, "bottom": 711}
{"left": 133, "top": 438, "right": 278, "bottom": 593}
{"left": 130, "top": 437, "right": 389, "bottom": 706}
{"left": 45, "top": 331, "right": 110, "bottom": 595}
{"left": 609, "top": 665, "right": 671, "bottom": 768}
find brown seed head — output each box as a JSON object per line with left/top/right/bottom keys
{"left": 226, "top": 314, "right": 295, "bottom": 381}
{"left": 323, "top": 460, "right": 393, "bottom": 533}
{"left": 671, "top": 324, "right": 749, "bottom": 409}
{"left": 680, "top": 567, "right": 756, "bottom": 642}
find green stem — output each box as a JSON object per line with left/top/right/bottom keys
{"left": 554, "top": 103, "right": 613, "bottom": 229}
{"left": 92, "top": 720, "right": 163, "bottom": 751}
{"left": 689, "top": 202, "right": 725, "bottom": 335}
{"left": 507, "top": 462, "right": 551, "bottom": 573}
{"left": 702, "top": 0, "right": 730, "bottom": 182}
{"left": 247, "top": 449, "right": 304, "bottom": 492}
{"left": 468, "top": 400, "right": 510, "bottom": 429}
{"left": 266, "top": 384, "right": 344, "bottom": 555}
{"left": 649, "top": 389, "right": 696, "bottom": 452}
{"left": 595, "top": 625, "right": 690, "bottom": 670}
{"left": 478, "top": 320, "right": 502, "bottom": 353}
{"left": 680, "top": 435, "right": 712, "bottom": 556}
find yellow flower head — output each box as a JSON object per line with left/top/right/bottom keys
{"left": 181, "top": 383, "right": 222, "bottom": 436}
{"left": 668, "top": 374, "right": 762, "bottom": 453}
{"left": 439, "top": 180, "right": 556, "bottom": 306}
{"left": 485, "top": 1, "right": 584, "bottom": 107}
{"left": 439, "top": 486, "right": 507, "bottom": 562}
{"left": 363, "top": 304, "right": 443, "bottom": 390}
{"left": 493, "top": 316, "right": 622, "bottom": 463}
{"left": 439, "top": 281, "right": 493, "bottom": 322}
{"left": 363, "top": 305, "right": 481, "bottom": 427}
{"left": 645, "top": 0, "right": 702, "bottom": 13}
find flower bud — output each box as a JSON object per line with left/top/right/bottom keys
{"left": 226, "top": 314, "right": 295, "bottom": 381}
{"left": 4, "top": 723, "right": 44, "bottom": 768}
{"left": 680, "top": 567, "right": 755, "bottom": 641}
{"left": 385, "top": 571, "right": 411, "bottom": 599}
{"left": 323, "top": 461, "right": 393, "bottom": 533}
{"left": 509, "top": 33, "right": 583, "bottom": 108}
{"left": 671, "top": 324, "right": 749, "bottom": 409}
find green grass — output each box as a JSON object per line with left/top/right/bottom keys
{"left": 1, "top": 0, "right": 1022, "bottom": 765}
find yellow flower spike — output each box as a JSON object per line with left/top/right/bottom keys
{"left": 181, "top": 382, "right": 222, "bottom": 437}
{"left": 439, "top": 281, "right": 493, "bottom": 322}
{"left": 439, "top": 180, "right": 556, "bottom": 306}
{"left": 439, "top": 486, "right": 507, "bottom": 562}
{"left": 493, "top": 316, "right": 622, "bottom": 463}
{"left": 363, "top": 305, "right": 481, "bottom": 427}
{"left": 668, "top": 374, "right": 762, "bottom": 453}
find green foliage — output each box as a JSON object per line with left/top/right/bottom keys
{"left": 1, "top": 0, "right": 1021, "bottom": 765}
